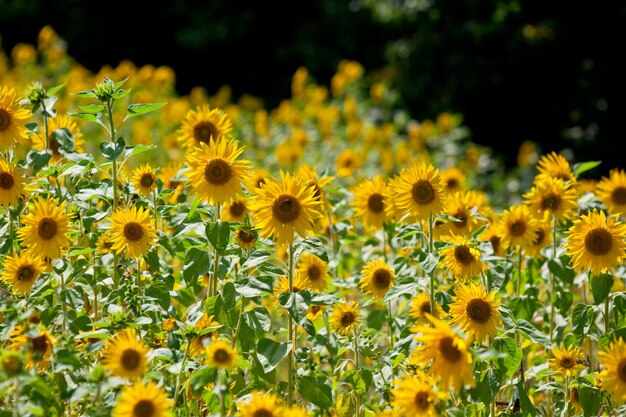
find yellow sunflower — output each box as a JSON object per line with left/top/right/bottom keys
{"left": 440, "top": 190, "right": 484, "bottom": 237}
{"left": 597, "top": 169, "right": 626, "bottom": 216}
{"left": 0, "top": 86, "right": 30, "bottom": 150}
{"left": 233, "top": 226, "right": 258, "bottom": 251}
{"left": 0, "top": 251, "right": 46, "bottom": 295}
{"left": 272, "top": 274, "right": 312, "bottom": 314}
{"left": 409, "top": 292, "right": 445, "bottom": 323}
{"left": 177, "top": 104, "right": 233, "bottom": 149}
{"left": 440, "top": 234, "right": 484, "bottom": 281}
{"left": 245, "top": 167, "right": 271, "bottom": 192}
{"left": 296, "top": 252, "right": 329, "bottom": 292}
{"left": 393, "top": 162, "right": 444, "bottom": 222}
{"left": 330, "top": 301, "right": 362, "bottom": 336}
{"left": 598, "top": 337, "right": 626, "bottom": 403}
{"left": 249, "top": 171, "right": 321, "bottom": 246}
{"left": 565, "top": 209, "right": 626, "bottom": 274}
{"left": 391, "top": 374, "right": 438, "bottom": 417}
{"left": 18, "top": 197, "right": 72, "bottom": 260}
{"left": 0, "top": 158, "right": 26, "bottom": 207}
{"left": 237, "top": 391, "right": 284, "bottom": 417}
{"left": 205, "top": 340, "right": 238, "bottom": 369}
{"left": 307, "top": 305, "right": 325, "bottom": 321}
{"left": 9, "top": 324, "right": 55, "bottom": 370}
{"left": 351, "top": 176, "right": 388, "bottom": 232}
{"left": 297, "top": 164, "right": 334, "bottom": 210}
{"left": 185, "top": 138, "right": 251, "bottom": 204}
{"left": 524, "top": 176, "right": 577, "bottom": 222}
{"left": 536, "top": 152, "right": 575, "bottom": 183}
{"left": 32, "top": 114, "right": 85, "bottom": 161}
{"left": 448, "top": 283, "right": 502, "bottom": 342}
{"left": 112, "top": 380, "right": 172, "bottom": 417}
{"left": 97, "top": 231, "right": 114, "bottom": 254}
{"left": 499, "top": 205, "right": 539, "bottom": 250}
{"left": 335, "top": 149, "right": 361, "bottom": 177}
{"left": 411, "top": 315, "right": 474, "bottom": 392}
{"left": 131, "top": 164, "right": 158, "bottom": 198}
{"left": 523, "top": 219, "right": 553, "bottom": 258}
{"left": 360, "top": 258, "right": 396, "bottom": 299}
{"left": 108, "top": 205, "right": 158, "bottom": 259}
{"left": 549, "top": 345, "right": 585, "bottom": 377}
{"left": 102, "top": 328, "right": 148, "bottom": 379}
{"left": 158, "top": 161, "right": 184, "bottom": 203}
{"left": 440, "top": 167, "right": 466, "bottom": 194}
{"left": 189, "top": 314, "right": 221, "bottom": 357}
{"left": 479, "top": 222, "right": 505, "bottom": 257}
{"left": 221, "top": 198, "right": 249, "bottom": 223}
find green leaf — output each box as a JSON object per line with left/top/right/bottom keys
{"left": 183, "top": 247, "right": 211, "bottom": 283}
{"left": 73, "top": 89, "right": 97, "bottom": 98}
{"left": 244, "top": 306, "right": 271, "bottom": 333}
{"left": 52, "top": 127, "right": 75, "bottom": 152}
{"left": 47, "top": 82, "right": 66, "bottom": 96}
{"left": 572, "top": 303, "right": 596, "bottom": 344}
{"left": 516, "top": 381, "right": 537, "bottom": 417}
{"left": 573, "top": 161, "right": 601, "bottom": 177}
{"left": 547, "top": 258, "right": 576, "bottom": 284}
{"left": 206, "top": 221, "right": 231, "bottom": 255}
{"left": 256, "top": 338, "right": 292, "bottom": 373}
{"left": 517, "top": 319, "right": 550, "bottom": 346}
{"left": 123, "top": 144, "right": 157, "bottom": 159}
{"left": 234, "top": 276, "right": 274, "bottom": 297}
{"left": 99, "top": 137, "right": 126, "bottom": 161}
{"left": 71, "top": 112, "right": 104, "bottom": 125}
{"left": 79, "top": 104, "right": 105, "bottom": 113}
{"left": 420, "top": 252, "right": 439, "bottom": 275}
{"left": 26, "top": 149, "right": 52, "bottom": 171}
{"left": 278, "top": 290, "right": 311, "bottom": 324}
{"left": 335, "top": 392, "right": 356, "bottom": 417}
{"left": 296, "top": 238, "right": 329, "bottom": 262}
{"left": 475, "top": 368, "right": 501, "bottom": 406}
{"left": 146, "top": 281, "right": 170, "bottom": 310}
{"left": 590, "top": 273, "right": 614, "bottom": 305}
{"left": 343, "top": 369, "right": 373, "bottom": 395}
{"left": 298, "top": 375, "right": 333, "bottom": 409}
{"left": 493, "top": 337, "right": 522, "bottom": 377}
{"left": 126, "top": 102, "right": 167, "bottom": 119}
{"left": 578, "top": 379, "right": 601, "bottom": 416}
{"left": 383, "top": 282, "right": 417, "bottom": 302}
{"left": 310, "top": 292, "right": 343, "bottom": 305}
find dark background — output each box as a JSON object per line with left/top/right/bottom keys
{"left": 1, "top": 0, "right": 625, "bottom": 174}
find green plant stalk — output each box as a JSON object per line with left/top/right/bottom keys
{"left": 153, "top": 190, "right": 159, "bottom": 259}
{"left": 174, "top": 341, "right": 191, "bottom": 407}
{"left": 60, "top": 271, "right": 67, "bottom": 334}
{"left": 211, "top": 203, "right": 221, "bottom": 298}
{"left": 564, "top": 375, "right": 570, "bottom": 417}
{"left": 218, "top": 369, "right": 226, "bottom": 417}
{"left": 43, "top": 112, "right": 49, "bottom": 152}
{"left": 428, "top": 214, "right": 436, "bottom": 315}
{"left": 136, "top": 256, "right": 142, "bottom": 298}
{"left": 106, "top": 100, "right": 121, "bottom": 290}
{"left": 287, "top": 241, "right": 295, "bottom": 407}
{"left": 549, "top": 215, "right": 557, "bottom": 344}
{"left": 7, "top": 208, "right": 13, "bottom": 255}
{"left": 231, "top": 296, "right": 246, "bottom": 348}
{"left": 387, "top": 300, "right": 395, "bottom": 380}
{"left": 605, "top": 296, "right": 610, "bottom": 333}
{"left": 354, "top": 332, "right": 360, "bottom": 417}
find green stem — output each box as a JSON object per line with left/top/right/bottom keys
{"left": 428, "top": 214, "right": 436, "bottom": 315}
{"left": 218, "top": 369, "right": 226, "bottom": 417}
{"left": 211, "top": 203, "right": 221, "bottom": 298}
{"left": 153, "top": 190, "right": 159, "bottom": 259}
{"left": 231, "top": 296, "right": 246, "bottom": 348}
{"left": 354, "top": 332, "right": 360, "bottom": 417}
{"left": 7, "top": 208, "right": 13, "bottom": 255}
{"left": 564, "top": 375, "right": 570, "bottom": 417}
{"left": 43, "top": 113, "right": 49, "bottom": 152}
{"left": 60, "top": 272, "right": 66, "bottom": 334}
{"left": 387, "top": 300, "right": 395, "bottom": 380}
{"left": 136, "top": 257, "right": 142, "bottom": 298}
{"left": 605, "top": 295, "right": 610, "bottom": 333}
{"left": 106, "top": 100, "right": 120, "bottom": 291}
{"left": 174, "top": 341, "right": 191, "bottom": 407}
{"left": 287, "top": 241, "right": 295, "bottom": 407}
{"left": 549, "top": 215, "right": 557, "bottom": 345}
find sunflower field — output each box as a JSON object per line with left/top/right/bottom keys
{"left": 1, "top": 26, "right": 626, "bottom": 417}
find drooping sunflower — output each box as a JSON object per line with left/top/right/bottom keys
{"left": 440, "top": 234, "right": 484, "bottom": 281}
{"left": 330, "top": 301, "right": 362, "bottom": 336}
{"left": 411, "top": 315, "right": 474, "bottom": 392}
{"left": 565, "top": 209, "right": 626, "bottom": 274}
{"left": 18, "top": 197, "right": 72, "bottom": 260}
{"left": 393, "top": 162, "right": 444, "bottom": 222}
{"left": 272, "top": 274, "right": 312, "bottom": 313}
{"left": 108, "top": 205, "right": 157, "bottom": 259}
{"left": 249, "top": 171, "right": 321, "bottom": 246}
{"left": 177, "top": 104, "right": 233, "bottom": 149}
{"left": 536, "top": 152, "right": 575, "bottom": 183}
{"left": 499, "top": 204, "right": 539, "bottom": 250}
{"left": 237, "top": 391, "right": 284, "bottom": 417}
{"left": 351, "top": 176, "right": 388, "bottom": 232}
{"left": 32, "top": 114, "right": 85, "bottom": 161}
{"left": 549, "top": 345, "right": 585, "bottom": 377}
{"left": 296, "top": 252, "right": 329, "bottom": 292}
{"left": 9, "top": 325, "right": 55, "bottom": 370}
{"left": 597, "top": 169, "right": 626, "bottom": 216}
{"left": 391, "top": 373, "right": 438, "bottom": 417}
{"left": 448, "top": 283, "right": 502, "bottom": 342}
{"left": 0, "top": 158, "right": 26, "bottom": 207}
{"left": 0, "top": 86, "right": 30, "bottom": 150}
{"left": 440, "top": 167, "right": 466, "bottom": 194}
{"left": 205, "top": 340, "right": 238, "bottom": 369}
{"left": 440, "top": 190, "right": 484, "bottom": 237}
{"left": 360, "top": 258, "right": 396, "bottom": 299}
{"left": 131, "top": 164, "right": 158, "bottom": 198}
{"left": 409, "top": 292, "right": 445, "bottom": 324}
{"left": 185, "top": 138, "right": 251, "bottom": 204}
{"left": 189, "top": 314, "right": 221, "bottom": 357}
{"left": 0, "top": 251, "right": 47, "bottom": 295}
{"left": 221, "top": 198, "right": 249, "bottom": 223}
{"left": 112, "top": 380, "right": 173, "bottom": 417}
{"left": 524, "top": 176, "right": 577, "bottom": 222}
{"left": 233, "top": 226, "right": 258, "bottom": 251}
{"left": 479, "top": 221, "right": 505, "bottom": 257}
{"left": 523, "top": 218, "right": 553, "bottom": 258}
{"left": 297, "top": 164, "right": 334, "bottom": 210}
{"left": 102, "top": 328, "right": 148, "bottom": 379}
{"left": 597, "top": 337, "right": 626, "bottom": 403}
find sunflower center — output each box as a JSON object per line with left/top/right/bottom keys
{"left": 121, "top": 348, "right": 142, "bottom": 371}
{"left": 256, "top": 178, "right": 266, "bottom": 188}
{"left": 194, "top": 121, "right": 218, "bottom": 143}
{"left": 533, "top": 229, "right": 546, "bottom": 246}
{"left": 454, "top": 245, "right": 474, "bottom": 265}
{"left": 133, "top": 399, "right": 155, "bottom": 417}
{"left": 541, "top": 193, "right": 561, "bottom": 211}
{"left": 307, "top": 265, "right": 321, "bottom": 281}
{"left": 237, "top": 228, "right": 256, "bottom": 243}
{"left": 37, "top": 218, "right": 58, "bottom": 240}
{"left": 489, "top": 236, "right": 501, "bottom": 254}
{"left": 420, "top": 302, "right": 431, "bottom": 314}
{"left": 372, "top": 268, "right": 392, "bottom": 289}
{"left": 452, "top": 211, "right": 468, "bottom": 228}
{"left": 411, "top": 180, "right": 435, "bottom": 205}
{"left": 584, "top": 228, "right": 613, "bottom": 255}
{"left": 618, "top": 359, "right": 626, "bottom": 383}
{"left": 310, "top": 305, "right": 322, "bottom": 314}
{"left": 124, "top": 223, "right": 144, "bottom": 242}
{"left": 466, "top": 298, "right": 492, "bottom": 324}
{"left": 31, "top": 335, "right": 49, "bottom": 354}
{"left": 611, "top": 187, "right": 626, "bottom": 205}
{"left": 560, "top": 357, "right": 575, "bottom": 369}
{"left": 252, "top": 409, "right": 274, "bottom": 417}
{"left": 439, "top": 336, "right": 462, "bottom": 363}
{"left": 414, "top": 391, "right": 431, "bottom": 410}
{"left": 342, "top": 157, "right": 354, "bottom": 168}
{"left": 0, "top": 172, "right": 14, "bottom": 189}
{"left": 367, "top": 193, "right": 384, "bottom": 213}
{"left": 340, "top": 311, "right": 356, "bottom": 327}
{"left": 447, "top": 178, "right": 459, "bottom": 189}
{"left": 0, "top": 109, "right": 10, "bottom": 131}
{"left": 48, "top": 135, "right": 61, "bottom": 156}
{"left": 213, "top": 348, "right": 231, "bottom": 364}
{"left": 570, "top": 387, "right": 579, "bottom": 402}
{"left": 272, "top": 195, "right": 301, "bottom": 223}
{"left": 229, "top": 201, "right": 246, "bottom": 217}
{"left": 140, "top": 173, "right": 154, "bottom": 188}
{"left": 509, "top": 220, "right": 526, "bottom": 236}
{"left": 204, "top": 159, "right": 233, "bottom": 186}
{"left": 18, "top": 266, "right": 34, "bottom": 281}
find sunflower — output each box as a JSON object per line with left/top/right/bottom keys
{"left": 108, "top": 205, "right": 157, "bottom": 259}
{"left": 234, "top": 226, "right": 258, "bottom": 251}
{"left": 189, "top": 314, "right": 221, "bottom": 357}
{"left": 479, "top": 222, "right": 505, "bottom": 257}
{"left": 296, "top": 252, "right": 329, "bottom": 292}
{"left": 499, "top": 204, "right": 539, "bottom": 250}
{"left": 237, "top": 391, "right": 284, "bottom": 417}
{"left": 0, "top": 86, "right": 30, "bottom": 150}
{"left": 536, "top": 152, "right": 575, "bottom": 183}
{"left": 307, "top": 305, "right": 325, "bottom": 321}
{"left": 597, "top": 169, "right": 626, "bottom": 216}
{"left": 393, "top": 162, "right": 444, "bottom": 222}
{"left": 598, "top": 337, "right": 626, "bottom": 403}
{"left": 390, "top": 374, "right": 438, "bottom": 417}
{"left": 158, "top": 161, "right": 184, "bottom": 203}
{"left": 112, "top": 380, "right": 173, "bottom": 417}
{"left": 524, "top": 176, "right": 577, "bottom": 222}
{"left": 0, "top": 251, "right": 46, "bottom": 295}
{"left": 440, "top": 167, "right": 465, "bottom": 194}
{"left": 0, "top": 158, "right": 26, "bottom": 207}
{"left": 448, "top": 283, "right": 502, "bottom": 342}
{"left": 565, "top": 209, "right": 626, "bottom": 274}
{"left": 272, "top": 274, "right": 312, "bottom": 313}
{"left": 32, "top": 114, "right": 85, "bottom": 161}
{"left": 330, "top": 301, "right": 362, "bottom": 336}
{"left": 0, "top": 350, "right": 24, "bottom": 377}
{"left": 523, "top": 218, "right": 552, "bottom": 258}
{"left": 411, "top": 315, "right": 474, "bottom": 391}
{"left": 246, "top": 167, "right": 271, "bottom": 192}
{"left": 549, "top": 345, "right": 585, "bottom": 377}
{"left": 297, "top": 164, "right": 334, "bottom": 210}
{"left": 221, "top": 198, "right": 249, "bottom": 223}
{"left": 409, "top": 293, "right": 445, "bottom": 323}
{"left": 440, "top": 235, "right": 484, "bottom": 281}
{"left": 352, "top": 176, "right": 388, "bottom": 232}
{"left": 440, "top": 190, "right": 484, "bottom": 237}
{"left": 102, "top": 329, "right": 148, "bottom": 379}
{"left": 360, "top": 259, "right": 396, "bottom": 299}
{"left": 205, "top": 340, "right": 238, "bottom": 369}
{"left": 185, "top": 138, "right": 251, "bottom": 204}
{"left": 249, "top": 171, "right": 321, "bottom": 245}
{"left": 335, "top": 149, "right": 361, "bottom": 177}
{"left": 18, "top": 197, "right": 72, "bottom": 260}
{"left": 131, "top": 164, "right": 158, "bottom": 198}
{"left": 9, "top": 325, "right": 55, "bottom": 370}
{"left": 97, "top": 231, "right": 114, "bottom": 254}
{"left": 177, "top": 104, "right": 233, "bottom": 149}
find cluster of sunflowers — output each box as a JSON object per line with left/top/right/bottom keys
{"left": 1, "top": 26, "right": 626, "bottom": 417}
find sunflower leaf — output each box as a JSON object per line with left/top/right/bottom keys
{"left": 278, "top": 290, "right": 311, "bottom": 324}
{"left": 590, "top": 273, "right": 613, "bottom": 305}
{"left": 99, "top": 137, "right": 125, "bottom": 161}
{"left": 298, "top": 375, "right": 333, "bottom": 409}
{"left": 206, "top": 221, "right": 231, "bottom": 255}
{"left": 573, "top": 160, "right": 601, "bottom": 177}
{"left": 256, "top": 338, "right": 292, "bottom": 374}
{"left": 126, "top": 102, "right": 166, "bottom": 119}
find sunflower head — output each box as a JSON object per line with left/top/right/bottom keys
{"left": 351, "top": 176, "right": 388, "bottom": 232}
{"left": 523, "top": 218, "right": 553, "bottom": 258}
{"left": 108, "top": 205, "right": 158, "bottom": 259}
{"left": 0, "top": 86, "right": 30, "bottom": 150}
{"left": 237, "top": 391, "right": 284, "bottom": 417}
{"left": 499, "top": 204, "right": 539, "bottom": 250}
{"left": 392, "top": 162, "right": 444, "bottom": 222}
{"left": 329, "top": 301, "right": 362, "bottom": 336}
{"left": 390, "top": 374, "right": 438, "bottom": 417}
{"left": 102, "top": 328, "right": 148, "bottom": 379}
{"left": 549, "top": 345, "right": 585, "bottom": 377}
{"left": 448, "top": 283, "right": 502, "bottom": 342}
{"left": 18, "top": 197, "right": 72, "bottom": 260}
{"left": 479, "top": 222, "right": 505, "bottom": 257}
{"left": 0, "top": 158, "right": 26, "bottom": 207}
{"left": 234, "top": 226, "right": 258, "bottom": 251}
{"left": 112, "top": 380, "right": 173, "bottom": 417}
{"left": 440, "top": 190, "right": 484, "bottom": 237}
{"left": 360, "top": 258, "right": 396, "bottom": 299}
{"left": 132, "top": 163, "right": 158, "bottom": 198}
{"left": 9, "top": 325, "right": 56, "bottom": 370}
{"left": 296, "top": 252, "right": 329, "bottom": 292}
{"left": 205, "top": 340, "right": 238, "bottom": 369}
{"left": 336, "top": 149, "right": 361, "bottom": 177}
{"left": 409, "top": 292, "right": 445, "bottom": 324}
{"left": 440, "top": 167, "right": 465, "bottom": 194}
{"left": 598, "top": 337, "right": 626, "bottom": 403}
{"left": 536, "top": 152, "right": 575, "bottom": 183}
{"left": 597, "top": 169, "right": 626, "bottom": 216}
{"left": 524, "top": 176, "right": 577, "bottom": 222}
{"left": 31, "top": 114, "right": 85, "bottom": 162}
{"left": 440, "top": 234, "right": 484, "bottom": 281}
{"left": 0, "top": 350, "right": 24, "bottom": 377}
{"left": 221, "top": 198, "right": 249, "bottom": 223}
{"left": 178, "top": 105, "right": 233, "bottom": 149}
{"left": 0, "top": 251, "right": 47, "bottom": 295}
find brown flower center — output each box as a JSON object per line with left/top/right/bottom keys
{"left": 307, "top": 265, "right": 321, "bottom": 281}
{"left": 133, "top": 399, "right": 155, "bottom": 417}
{"left": 124, "top": 222, "right": 144, "bottom": 242}
{"left": 237, "top": 228, "right": 256, "bottom": 243}
{"left": 611, "top": 187, "right": 626, "bottom": 205}
{"left": 341, "top": 157, "right": 354, "bottom": 168}
{"left": 194, "top": 121, "right": 218, "bottom": 143}
{"left": 48, "top": 135, "right": 61, "bottom": 156}
{"left": 372, "top": 268, "right": 392, "bottom": 289}
{"left": 509, "top": 220, "right": 526, "bottom": 236}
{"left": 541, "top": 193, "right": 561, "bottom": 211}
{"left": 454, "top": 245, "right": 474, "bottom": 265}
{"left": 584, "top": 228, "right": 613, "bottom": 256}
{"left": 309, "top": 305, "right": 322, "bottom": 315}
{"left": 570, "top": 387, "right": 579, "bottom": 403}
{"left": 0, "top": 109, "right": 10, "bottom": 131}
{"left": 533, "top": 229, "right": 546, "bottom": 246}
{"left": 229, "top": 201, "right": 246, "bottom": 218}
{"left": 420, "top": 302, "right": 431, "bottom": 314}
{"left": 38, "top": 218, "right": 58, "bottom": 240}
{"left": 340, "top": 311, "right": 356, "bottom": 327}
{"left": 560, "top": 357, "right": 574, "bottom": 369}
{"left": 617, "top": 359, "right": 626, "bottom": 383}
{"left": 204, "top": 159, "right": 232, "bottom": 186}
{"left": 446, "top": 178, "right": 459, "bottom": 190}
{"left": 121, "top": 348, "right": 142, "bottom": 371}
{"left": 414, "top": 391, "right": 431, "bottom": 410}
{"left": 489, "top": 236, "right": 501, "bottom": 254}
{"left": 439, "top": 336, "right": 462, "bottom": 363}
{"left": 0, "top": 172, "right": 15, "bottom": 189}
{"left": 31, "top": 335, "right": 49, "bottom": 354}
{"left": 411, "top": 180, "right": 435, "bottom": 205}
{"left": 466, "top": 298, "right": 492, "bottom": 324}
{"left": 452, "top": 211, "right": 468, "bottom": 229}
{"left": 272, "top": 195, "right": 301, "bottom": 223}
{"left": 367, "top": 193, "right": 384, "bottom": 213}
{"left": 256, "top": 177, "right": 266, "bottom": 189}
{"left": 252, "top": 409, "right": 273, "bottom": 417}
{"left": 213, "top": 348, "right": 231, "bottom": 364}
{"left": 18, "top": 266, "right": 35, "bottom": 281}
{"left": 140, "top": 173, "right": 154, "bottom": 188}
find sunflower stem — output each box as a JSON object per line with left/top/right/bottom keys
{"left": 287, "top": 241, "right": 295, "bottom": 407}
{"left": 106, "top": 99, "right": 120, "bottom": 290}
{"left": 136, "top": 257, "right": 142, "bottom": 298}
{"left": 387, "top": 300, "right": 395, "bottom": 381}
{"left": 174, "top": 340, "right": 191, "bottom": 407}
{"left": 153, "top": 189, "right": 159, "bottom": 259}
{"left": 60, "top": 272, "right": 67, "bottom": 334}
{"left": 428, "top": 214, "right": 436, "bottom": 315}
{"left": 210, "top": 203, "right": 221, "bottom": 298}
{"left": 564, "top": 375, "right": 570, "bottom": 417}
{"left": 43, "top": 112, "right": 49, "bottom": 153}
{"left": 7, "top": 208, "right": 13, "bottom": 255}
{"left": 218, "top": 369, "right": 226, "bottom": 417}
{"left": 604, "top": 295, "right": 610, "bottom": 333}
{"left": 549, "top": 215, "right": 557, "bottom": 345}
{"left": 354, "top": 332, "right": 360, "bottom": 417}
{"left": 231, "top": 296, "right": 246, "bottom": 348}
